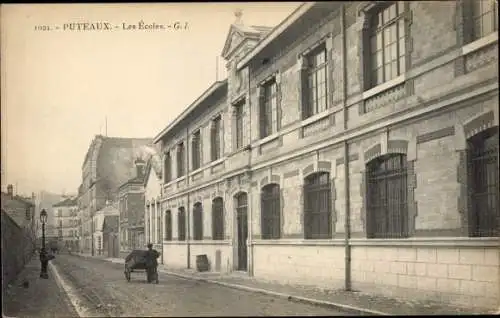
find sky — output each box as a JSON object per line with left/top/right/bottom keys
{"left": 1, "top": 2, "right": 301, "bottom": 196}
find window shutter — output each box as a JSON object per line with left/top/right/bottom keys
{"left": 258, "top": 87, "right": 266, "bottom": 138}
{"left": 276, "top": 78, "right": 282, "bottom": 131}
{"left": 300, "top": 59, "right": 309, "bottom": 119}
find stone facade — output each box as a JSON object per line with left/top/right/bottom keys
{"left": 151, "top": 2, "right": 499, "bottom": 310}
{"left": 52, "top": 197, "right": 79, "bottom": 250}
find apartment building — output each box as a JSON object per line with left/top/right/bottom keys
{"left": 152, "top": 1, "right": 498, "bottom": 309}
{"left": 53, "top": 197, "right": 79, "bottom": 250}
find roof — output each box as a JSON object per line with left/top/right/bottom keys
{"left": 53, "top": 197, "right": 78, "bottom": 207}
{"left": 82, "top": 135, "right": 153, "bottom": 200}
{"left": 236, "top": 2, "right": 314, "bottom": 70}
{"left": 153, "top": 80, "right": 228, "bottom": 144}
{"left": 221, "top": 23, "right": 273, "bottom": 59}
{"left": 143, "top": 151, "right": 163, "bottom": 186}
{"left": 1, "top": 192, "right": 35, "bottom": 208}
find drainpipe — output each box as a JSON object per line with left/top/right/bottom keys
{"left": 247, "top": 69, "right": 253, "bottom": 277}
{"left": 186, "top": 126, "right": 191, "bottom": 269}
{"left": 341, "top": 4, "right": 352, "bottom": 292}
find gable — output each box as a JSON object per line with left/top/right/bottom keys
{"left": 222, "top": 26, "right": 246, "bottom": 59}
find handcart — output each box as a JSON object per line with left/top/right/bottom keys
{"left": 123, "top": 249, "right": 158, "bottom": 283}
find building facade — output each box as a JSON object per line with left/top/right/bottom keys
{"left": 118, "top": 158, "right": 147, "bottom": 253}
{"left": 152, "top": 1, "right": 499, "bottom": 310}
{"left": 77, "top": 134, "right": 152, "bottom": 254}
{"left": 52, "top": 197, "right": 79, "bottom": 250}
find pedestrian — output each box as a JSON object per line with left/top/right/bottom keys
{"left": 145, "top": 243, "right": 160, "bottom": 283}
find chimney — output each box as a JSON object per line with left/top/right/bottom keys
{"left": 234, "top": 8, "right": 243, "bottom": 25}
{"left": 134, "top": 158, "right": 146, "bottom": 178}
{"left": 7, "top": 184, "right": 13, "bottom": 197}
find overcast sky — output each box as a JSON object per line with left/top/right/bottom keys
{"left": 1, "top": 2, "right": 300, "bottom": 196}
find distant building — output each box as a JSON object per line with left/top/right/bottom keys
{"left": 143, "top": 148, "right": 163, "bottom": 252}
{"left": 1, "top": 184, "right": 36, "bottom": 234}
{"left": 34, "top": 190, "right": 66, "bottom": 239}
{"left": 77, "top": 134, "right": 152, "bottom": 254}
{"left": 92, "top": 202, "right": 119, "bottom": 255}
{"left": 118, "top": 158, "right": 148, "bottom": 253}
{"left": 52, "top": 197, "right": 79, "bottom": 251}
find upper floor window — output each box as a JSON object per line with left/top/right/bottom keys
{"left": 192, "top": 130, "right": 201, "bottom": 171}
{"left": 302, "top": 44, "right": 328, "bottom": 119}
{"left": 164, "top": 151, "right": 172, "bottom": 182}
{"left": 368, "top": 1, "right": 406, "bottom": 88}
{"left": 259, "top": 78, "right": 278, "bottom": 138}
{"left": 471, "top": 0, "right": 498, "bottom": 41}
{"left": 234, "top": 102, "right": 244, "bottom": 150}
{"left": 177, "top": 142, "right": 185, "bottom": 177}
{"left": 211, "top": 116, "right": 221, "bottom": 161}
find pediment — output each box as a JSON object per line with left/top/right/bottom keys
{"left": 221, "top": 25, "right": 246, "bottom": 59}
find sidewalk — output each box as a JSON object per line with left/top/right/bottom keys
{"left": 77, "top": 253, "right": 490, "bottom": 316}
{"left": 2, "top": 257, "right": 78, "bottom": 318}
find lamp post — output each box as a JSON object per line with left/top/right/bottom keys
{"left": 39, "top": 209, "right": 48, "bottom": 279}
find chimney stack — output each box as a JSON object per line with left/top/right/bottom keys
{"left": 7, "top": 184, "right": 13, "bottom": 197}
{"left": 134, "top": 158, "right": 146, "bottom": 178}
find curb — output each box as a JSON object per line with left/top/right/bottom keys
{"left": 77, "top": 254, "right": 387, "bottom": 315}
{"left": 158, "top": 269, "right": 388, "bottom": 316}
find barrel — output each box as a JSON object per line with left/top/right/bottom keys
{"left": 196, "top": 254, "right": 209, "bottom": 272}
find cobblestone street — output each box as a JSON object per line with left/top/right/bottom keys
{"left": 50, "top": 254, "right": 350, "bottom": 317}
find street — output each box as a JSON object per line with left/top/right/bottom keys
{"left": 52, "top": 255, "right": 350, "bottom": 317}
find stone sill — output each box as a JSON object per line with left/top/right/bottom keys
{"left": 162, "top": 240, "right": 231, "bottom": 245}
{"left": 250, "top": 237, "right": 500, "bottom": 248}
{"left": 252, "top": 239, "right": 346, "bottom": 246}
{"left": 462, "top": 31, "right": 498, "bottom": 56}
{"left": 348, "top": 237, "right": 500, "bottom": 247}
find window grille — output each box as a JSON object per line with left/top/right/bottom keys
{"left": 261, "top": 184, "right": 281, "bottom": 239}
{"left": 366, "top": 153, "right": 408, "bottom": 238}
{"left": 178, "top": 207, "right": 186, "bottom": 241}
{"left": 467, "top": 128, "right": 499, "bottom": 237}
{"left": 164, "top": 210, "right": 172, "bottom": 241}
{"left": 193, "top": 203, "right": 203, "bottom": 240}
{"left": 303, "top": 172, "right": 331, "bottom": 239}
{"left": 212, "top": 197, "right": 224, "bottom": 240}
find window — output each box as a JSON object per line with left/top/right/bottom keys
{"left": 467, "top": 127, "right": 499, "bottom": 237}
{"left": 368, "top": 2, "right": 406, "bottom": 88}
{"left": 192, "top": 130, "right": 201, "bottom": 170}
{"left": 470, "top": 0, "right": 498, "bottom": 41}
{"left": 164, "top": 210, "right": 172, "bottom": 241}
{"left": 302, "top": 44, "right": 328, "bottom": 119}
{"left": 212, "top": 197, "right": 224, "bottom": 240}
{"left": 261, "top": 184, "right": 281, "bottom": 239}
{"left": 164, "top": 152, "right": 172, "bottom": 182}
{"left": 25, "top": 207, "right": 31, "bottom": 220}
{"left": 366, "top": 153, "right": 408, "bottom": 238}
{"left": 156, "top": 204, "right": 161, "bottom": 244}
{"left": 193, "top": 202, "right": 203, "bottom": 240}
{"left": 178, "top": 207, "right": 186, "bottom": 241}
{"left": 259, "top": 79, "right": 278, "bottom": 138}
{"left": 211, "top": 116, "right": 221, "bottom": 161}
{"left": 177, "top": 142, "right": 185, "bottom": 177}
{"left": 303, "top": 172, "right": 331, "bottom": 239}
{"left": 235, "top": 102, "right": 244, "bottom": 150}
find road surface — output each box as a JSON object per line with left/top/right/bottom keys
{"left": 52, "top": 254, "right": 351, "bottom": 317}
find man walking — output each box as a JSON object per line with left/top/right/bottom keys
{"left": 145, "top": 243, "right": 160, "bottom": 283}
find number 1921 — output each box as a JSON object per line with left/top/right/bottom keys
{"left": 34, "top": 25, "right": 51, "bottom": 31}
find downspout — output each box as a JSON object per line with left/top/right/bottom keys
{"left": 247, "top": 68, "right": 253, "bottom": 277}
{"left": 341, "top": 4, "right": 352, "bottom": 292}
{"left": 186, "top": 126, "right": 191, "bottom": 269}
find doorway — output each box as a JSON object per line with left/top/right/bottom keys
{"left": 235, "top": 192, "right": 248, "bottom": 271}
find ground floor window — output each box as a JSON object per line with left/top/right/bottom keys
{"left": 261, "top": 184, "right": 281, "bottom": 239}
{"left": 212, "top": 197, "right": 224, "bottom": 240}
{"left": 467, "top": 127, "right": 499, "bottom": 237}
{"left": 178, "top": 207, "right": 186, "bottom": 241}
{"left": 366, "top": 153, "right": 408, "bottom": 238}
{"left": 303, "top": 172, "right": 331, "bottom": 239}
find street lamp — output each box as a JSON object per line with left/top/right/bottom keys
{"left": 39, "top": 209, "right": 48, "bottom": 279}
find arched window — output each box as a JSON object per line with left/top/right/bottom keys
{"left": 261, "top": 184, "right": 281, "bottom": 239}
{"left": 212, "top": 197, "right": 224, "bottom": 240}
{"left": 178, "top": 207, "right": 186, "bottom": 241}
{"left": 193, "top": 202, "right": 203, "bottom": 241}
{"left": 366, "top": 153, "right": 408, "bottom": 238}
{"left": 303, "top": 172, "right": 331, "bottom": 239}
{"left": 467, "top": 127, "right": 499, "bottom": 237}
{"left": 164, "top": 210, "right": 172, "bottom": 241}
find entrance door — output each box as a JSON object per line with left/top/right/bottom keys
{"left": 236, "top": 193, "right": 248, "bottom": 271}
